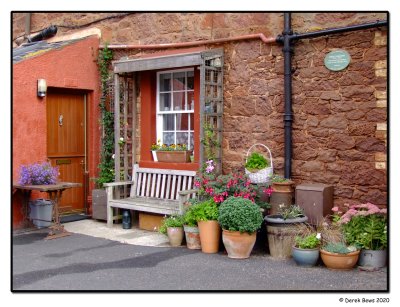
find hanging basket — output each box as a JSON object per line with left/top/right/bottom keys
{"left": 245, "top": 143, "right": 273, "bottom": 184}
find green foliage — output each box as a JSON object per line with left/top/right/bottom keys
{"left": 183, "top": 205, "right": 198, "bottom": 227}
{"left": 278, "top": 205, "right": 305, "bottom": 220}
{"left": 202, "top": 121, "right": 220, "bottom": 161}
{"left": 189, "top": 199, "right": 219, "bottom": 222}
{"left": 322, "top": 242, "right": 357, "bottom": 254}
{"left": 96, "top": 45, "right": 114, "bottom": 188}
{"left": 245, "top": 152, "right": 269, "bottom": 172}
{"left": 218, "top": 196, "right": 263, "bottom": 233}
{"left": 271, "top": 174, "right": 291, "bottom": 183}
{"left": 159, "top": 215, "right": 184, "bottom": 235}
{"left": 295, "top": 234, "right": 320, "bottom": 249}
{"left": 342, "top": 214, "right": 387, "bottom": 250}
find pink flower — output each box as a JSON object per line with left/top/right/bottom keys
{"left": 331, "top": 207, "right": 339, "bottom": 212}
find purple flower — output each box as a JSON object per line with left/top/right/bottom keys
{"left": 18, "top": 162, "right": 59, "bottom": 185}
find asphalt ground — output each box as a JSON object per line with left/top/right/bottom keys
{"left": 12, "top": 229, "right": 388, "bottom": 292}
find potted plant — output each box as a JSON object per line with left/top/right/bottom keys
{"left": 159, "top": 215, "right": 185, "bottom": 247}
{"left": 244, "top": 144, "right": 273, "bottom": 184}
{"left": 264, "top": 204, "right": 308, "bottom": 259}
{"left": 320, "top": 242, "right": 360, "bottom": 270}
{"left": 218, "top": 196, "right": 264, "bottom": 259}
{"left": 182, "top": 202, "right": 201, "bottom": 250}
{"left": 151, "top": 140, "right": 192, "bottom": 163}
{"left": 338, "top": 203, "right": 387, "bottom": 269}
{"left": 190, "top": 198, "right": 220, "bottom": 253}
{"left": 269, "top": 174, "right": 295, "bottom": 214}
{"left": 292, "top": 231, "right": 321, "bottom": 267}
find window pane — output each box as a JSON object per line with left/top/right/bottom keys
{"left": 187, "top": 71, "right": 194, "bottom": 90}
{"left": 176, "top": 114, "right": 188, "bottom": 131}
{"left": 163, "top": 114, "right": 175, "bottom": 131}
{"left": 160, "top": 73, "right": 171, "bottom": 91}
{"left": 173, "top": 92, "right": 185, "bottom": 111}
{"left": 173, "top": 72, "right": 185, "bottom": 91}
{"left": 160, "top": 93, "right": 171, "bottom": 111}
{"left": 187, "top": 91, "right": 194, "bottom": 110}
{"left": 176, "top": 132, "right": 188, "bottom": 146}
{"left": 189, "top": 132, "right": 194, "bottom": 150}
{"left": 189, "top": 113, "right": 194, "bottom": 130}
{"left": 163, "top": 132, "right": 174, "bottom": 145}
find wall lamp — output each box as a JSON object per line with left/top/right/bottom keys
{"left": 37, "top": 79, "right": 47, "bottom": 97}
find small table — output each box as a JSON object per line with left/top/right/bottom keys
{"left": 13, "top": 182, "right": 82, "bottom": 240}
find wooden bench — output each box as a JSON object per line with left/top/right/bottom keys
{"left": 104, "top": 164, "right": 197, "bottom": 227}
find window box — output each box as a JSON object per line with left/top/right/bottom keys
{"left": 155, "top": 150, "right": 193, "bottom": 163}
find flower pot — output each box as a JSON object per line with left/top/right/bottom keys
{"left": 183, "top": 225, "right": 201, "bottom": 250}
{"left": 265, "top": 215, "right": 308, "bottom": 259}
{"left": 292, "top": 246, "right": 320, "bottom": 267}
{"left": 167, "top": 227, "right": 184, "bottom": 246}
{"left": 358, "top": 249, "right": 387, "bottom": 269}
{"left": 272, "top": 180, "right": 294, "bottom": 193}
{"left": 320, "top": 249, "right": 360, "bottom": 270}
{"left": 198, "top": 220, "right": 221, "bottom": 253}
{"left": 222, "top": 230, "right": 257, "bottom": 259}
{"left": 156, "top": 151, "right": 192, "bottom": 163}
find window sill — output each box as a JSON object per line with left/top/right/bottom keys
{"left": 139, "top": 161, "right": 199, "bottom": 171}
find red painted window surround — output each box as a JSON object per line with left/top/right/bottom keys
{"left": 139, "top": 67, "right": 200, "bottom": 171}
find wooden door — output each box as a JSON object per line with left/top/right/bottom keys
{"left": 47, "top": 92, "right": 86, "bottom": 214}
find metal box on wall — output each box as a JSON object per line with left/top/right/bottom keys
{"left": 295, "top": 183, "right": 334, "bottom": 225}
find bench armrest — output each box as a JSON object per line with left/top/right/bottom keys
{"left": 178, "top": 189, "right": 198, "bottom": 196}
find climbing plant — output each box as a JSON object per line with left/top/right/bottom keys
{"left": 96, "top": 45, "right": 114, "bottom": 188}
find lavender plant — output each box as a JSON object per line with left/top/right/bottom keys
{"left": 19, "top": 162, "right": 59, "bottom": 185}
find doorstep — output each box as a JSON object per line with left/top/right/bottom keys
{"left": 62, "top": 219, "right": 170, "bottom": 247}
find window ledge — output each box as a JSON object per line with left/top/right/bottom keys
{"left": 139, "top": 161, "right": 199, "bottom": 171}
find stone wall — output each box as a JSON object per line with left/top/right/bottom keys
{"left": 12, "top": 13, "right": 388, "bottom": 207}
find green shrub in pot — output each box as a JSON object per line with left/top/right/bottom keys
{"left": 218, "top": 196, "right": 263, "bottom": 233}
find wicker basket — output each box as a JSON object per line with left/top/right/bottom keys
{"left": 245, "top": 143, "right": 273, "bottom": 184}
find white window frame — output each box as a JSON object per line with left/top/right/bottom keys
{"left": 156, "top": 68, "right": 195, "bottom": 150}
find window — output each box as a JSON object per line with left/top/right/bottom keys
{"left": 157, "top": 69, "right": 195, "bottom": 150}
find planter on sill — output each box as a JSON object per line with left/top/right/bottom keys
{"left": 153, "top": 150, "right": 192, "bottom": 163}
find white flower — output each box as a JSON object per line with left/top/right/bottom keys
{"left": 120, "top": 137, "right": 124, "bottom": 141}
{"left": 112, "top": 154, "right": 115, "bottom": 159}
{"left": 316, "top": 233, "right": 321, "bottom": 240}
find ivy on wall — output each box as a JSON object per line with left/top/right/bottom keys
{"left": 96, "top": 45, "right": 114, "bottom": 188}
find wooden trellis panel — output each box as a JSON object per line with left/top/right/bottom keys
{"left": 200, "top": 49, "right": 224, "bottom": 174}
{"left": 113, "top": 73, "right": 136, "bottom": 190}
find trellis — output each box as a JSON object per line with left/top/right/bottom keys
{"left": 112, "top": 49, "right": 224, "bottom": 182}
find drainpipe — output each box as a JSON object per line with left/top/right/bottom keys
{"left": 28, "top": 25, "right": 58, "bottom": 43}
{"left": 25, "top": 13, "right": 31, "bottom": 39}
{"left": 282, "top": 12, "right": 294, "bottom": 179}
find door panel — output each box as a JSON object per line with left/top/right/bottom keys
{"left": 47, "top": 92, "right": 85, "bottom": 213}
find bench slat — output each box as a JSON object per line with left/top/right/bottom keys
{"left": 171, "top": 175, "right": 176, "bottom": 200}
{"left": 166, "top": 174, "right": 171, "bottom": 199}
{"left": 146, "top": 173, "right": 152, "bottom": 197}
{"left": 151, "top": 173, "right": 156, "bottom": 197}
{"left": 141, "top": 173, "right": 147, "bottom": 196}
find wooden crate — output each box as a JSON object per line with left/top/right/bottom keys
{"left": 139, "top": 212, "right": 164, "bottom": 231}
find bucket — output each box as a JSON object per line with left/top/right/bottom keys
{"left": 358, "top": 249, "right": 387, "bottom": 269}
{"left": 29, "top": 199, "right": 53, "bottom": 228}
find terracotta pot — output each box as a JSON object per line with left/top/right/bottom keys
{"left": 183, "top": 225, "right": 201, "bottom": 250}
{"left": 222, "top": 230, "right": 257, "bottom": 259}
{"left": 320, "top": 249, "right": 360, "bottom": 270}
{"left": 198, "top": 220, "right": 221, "bottom": 253}
{"left": 271, "top": 181, "right": 294, "bottom": 193}
{"left": 156, "top": 151, "right": 192, "bottom": 163}
{"left": 167, "top": 227, "right": 184, "bottom": 247}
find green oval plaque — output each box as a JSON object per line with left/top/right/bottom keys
{"left": 324, "top": 49, "right": 351, "bottom": 71}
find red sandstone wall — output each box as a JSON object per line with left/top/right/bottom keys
{"left": 12, "top": 36, "right": 100, "bottom": 228}
{"left": 12, "top": 13, "right": 387, "bottom": 208}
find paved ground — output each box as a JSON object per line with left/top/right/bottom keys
{"left": 12, "top": 222, "right": 388, "bottom": 292}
